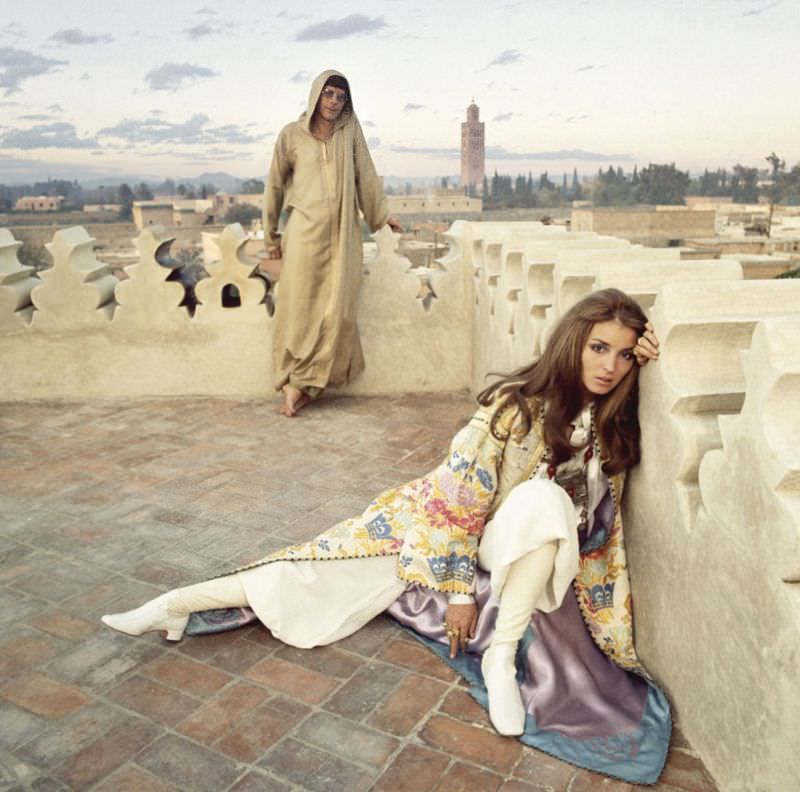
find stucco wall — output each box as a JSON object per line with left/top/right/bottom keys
{"left": 571, "top": 207, "right": 716, "bottom": 242}
{"left": 458, "top": 220, "right": 799, "bottom": 792}
{"left": 0, "top": 224, "right": 470, "bottom": 400}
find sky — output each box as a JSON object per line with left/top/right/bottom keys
{"left": 0, "top": 0, "right": 798, "bottom": 186}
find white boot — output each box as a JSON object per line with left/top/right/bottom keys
{"left": 481, "top": 642, "right": 525, "bottom": 736}
{"left": 102, "top": 592, "right": 188, "bottom": 641}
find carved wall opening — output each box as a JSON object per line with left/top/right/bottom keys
{"left": 221, "top": 284, "right": 241, "bottom": 307}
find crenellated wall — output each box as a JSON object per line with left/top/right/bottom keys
{"left": 457, "top": 220, "right": 800, "bottom": 792}
{"left": 628, "top": 296, "right": 800, "bottom": 792}
{"left": 1, "top": 218, "right": 798, "bottom": 789}
{"left": 0, "top": 223, "right": 469, "bottom": 399}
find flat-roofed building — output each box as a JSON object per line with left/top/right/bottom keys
{"left": 14, "top": 195, "right": 64, "bottom": 212}
{"left": 387, "top": 192, "right": 482, "bottom": 215}
{"left": 571, "top": 206, "right": 716, "bottom": 246}
{"left": 132, "top": 198, "right": 215, "bottom": 230}
{"left": 132, "top": 201, "right": 174, "bottom": 230}
{"left": 213, "top": 193, "right": 264, "bottom": 215}
{"left": 83, "top": 204, "right": 123, "bottom": 213}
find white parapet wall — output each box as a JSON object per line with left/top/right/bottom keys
{"left": 0, "top": 223, "right": 470, "bottom": 399}
{"left": 2, "top": 219, "right": 799, "bottom": 789}
{"left": 449, "top": 220, "right": 800, "bottom": 791}
{"left": 627, "top": 284, "right": 800, "bottom": 792}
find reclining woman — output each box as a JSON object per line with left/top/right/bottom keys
{"left": 102, "top": 288, "right": 670, "bottom": 784}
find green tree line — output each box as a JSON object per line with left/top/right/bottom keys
{"left": 479, "top": 156, "right": 800, "bottom": 209}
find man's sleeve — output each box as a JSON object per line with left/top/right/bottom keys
{"left": 263, "top": 129, "right": 292, "bottom": 247}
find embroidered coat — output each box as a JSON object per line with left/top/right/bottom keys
{"left": 237, "top": 399, "right": 643, "bottom": 672}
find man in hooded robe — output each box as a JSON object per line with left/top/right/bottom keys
{"left": 264, "top": 70, "right": 401, "bottom": 416}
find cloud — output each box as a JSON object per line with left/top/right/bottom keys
{"left": 362, "top": 120, "right": 375, "bottom": 127}
{"left": 290, "top": 70, "right": 310, "bottom": 83}
{"left": 18, "top": 113, "right": 53, "bottom": 120}
{"left": 295, "top": 14, "right": 387, "bottom": 41}
{"left": 98, "top": 113, "right": 265, "bottom": 145}
{"left": 0, "top": 46, "right": 67, "bottom": 95}
{"left": 1, "top": 22, "right": 25, "bottom": 41}
{"left": 576, "top": 64, "right": 594, "bottom": 72}
{"left": 487, "top": 49, "right": 522, "bottom": 67}
{"left": 566, "top": 114, "right": 590, "bottom": 123}
{"left": 485, "top": 146, "right": 632, "bottom": 162}
{"left": 0, "top": 153, "right": 118, "bottom": 181}
{"left": 49, "top": 28, "right": 114, "bottom": 46}
{"left": 391, "top": 145, "right": 460, "bottom": 158}
{"left": 48, "top": 104, "right": 63, "bottom": 112}
{"left": 278, "top": 10, "right": 310, "bottom": 20}
{"left": 743, "top": 1, "right": 779, "bottom": 15}
{"left": 195, "top": 6, "right": 217, "bottom": 14}
{"left": 493, "top": 112, "right": 513, "bottom": 122}
{"left": 142, "top": 147, "right": 247, "bottom": 162}
{"left": 0, "top": 121, "right": 97, "bottom": 149}
{"left": 184, "top": 21, "right": 233, "bottom": 40}
{"left": 390, "top": 144, "right": 633, "bottom": 162}
{"left": 367, "top": 137, "right": 381, "bottom": 149}
{"left": 145, "top": 62, "right": 218, "bottom": 91}
{"left": 403, "top": 103, "right": 424, "bottom": 111}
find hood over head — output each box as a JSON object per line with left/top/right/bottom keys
{"left": 300, "top": 69, "right": 354, "bottom": 132}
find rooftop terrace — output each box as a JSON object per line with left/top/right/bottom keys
{"left": 0, "top": 393, "right": 718, "bottom": 792}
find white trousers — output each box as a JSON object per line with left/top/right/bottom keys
{"left": 169, "top": 479, "right": 580, "bottom": 649}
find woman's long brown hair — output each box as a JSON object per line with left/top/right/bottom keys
{"left": 477, "top": 288, "right": 647, "bottom": 475}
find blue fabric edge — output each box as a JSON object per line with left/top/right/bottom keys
{"left": 395, "top": 621, "right": 671, "bottom": 785}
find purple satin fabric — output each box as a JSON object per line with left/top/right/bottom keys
{"left": 387, "top": 567, "right": 649, "bottom": 740}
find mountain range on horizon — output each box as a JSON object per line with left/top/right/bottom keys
{"left": 1, "top": 169, "right": 454, "bottom": 193}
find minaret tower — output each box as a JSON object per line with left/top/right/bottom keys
{"left": 460, "top": 99, "right": 485, "bottom": 194}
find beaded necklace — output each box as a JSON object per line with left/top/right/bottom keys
{"left": 531, "top": 403, "right": 600, "bottom": 543}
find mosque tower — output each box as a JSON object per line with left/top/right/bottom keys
{"left": 460, "top": 100, "right": 485, "bottom": 194}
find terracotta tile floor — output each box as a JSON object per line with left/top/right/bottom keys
{"left": 0, "top": 393, "right": 719, "bottom": 791}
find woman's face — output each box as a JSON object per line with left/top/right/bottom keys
{"left": 580, "top": 319, "right": 637, "bottom": 401}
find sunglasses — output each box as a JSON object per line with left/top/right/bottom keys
{"left": 320, "top": 88, "right": 348, "bottom": 103}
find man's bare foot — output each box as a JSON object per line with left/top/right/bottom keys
{"left": 280, "top": 385, "right": 311, "bottom": 417}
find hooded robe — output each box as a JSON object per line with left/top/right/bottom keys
{"left": 264, "top": 70, "right": 389, "bottom": 392}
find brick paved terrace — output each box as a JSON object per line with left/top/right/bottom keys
{"left": 0, "top": 393, "right": 718, "bottom": 792}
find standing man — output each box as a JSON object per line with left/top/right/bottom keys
{"left": 265, "top": 69, "right": 401, "bottom": 417}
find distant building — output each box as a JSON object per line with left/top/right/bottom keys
{"left": 132, "top": 201, "right": 174, "bottom": 229}
{"left": 212, "top": 193, "right": 264, "bottom": 216}
{"left": 83, "top": 204, "right": 122, "bottom": 213}
{"left": 132, "top": 198, "right": 214, "bottom": 230}
{"left": 14, "top": 195, "right": 64, "bottom": 212}
{"left": 571, "top": 206, "right": 716, "bottom": 246}
{"left": 387, "top": 191, "right": 482, "bottom": 215}
{"left": 460, "top": 101, "right": 485, "bottom": 195}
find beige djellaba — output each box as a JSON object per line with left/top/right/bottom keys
{"left": 263, "top": 70, "right": 390, "bottom": 393}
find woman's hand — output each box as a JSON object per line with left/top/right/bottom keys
{"left": 444, "top": 602, "right": 478, "bottom": 659}
{"left": 266, "top": 245, "right": 282, "bottom": 260}
{"left": 634, "top": 321, "right": 660, "bottom": 367}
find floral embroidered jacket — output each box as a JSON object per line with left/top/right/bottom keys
{"left": 238, "top": 399, "right": 643, "bottom": 672}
